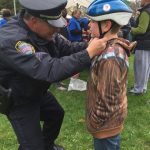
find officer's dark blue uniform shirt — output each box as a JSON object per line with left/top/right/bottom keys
{"left": 0, "top": 10, "right": 90, "bottom": 103}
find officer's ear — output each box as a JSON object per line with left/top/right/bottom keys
{"left": 30, "top": 16, "right": 39, "bottom": 24}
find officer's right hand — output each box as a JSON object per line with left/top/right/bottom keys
{"left": 86, "top": 37, "right": 107, "bottom": 58}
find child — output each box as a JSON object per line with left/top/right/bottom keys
{"left": 86, "top": 0, "right": 136, "bottom": 150}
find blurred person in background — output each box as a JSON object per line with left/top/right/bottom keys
{"left": 59, "top": 8, "right": 69, "bottom": 39}
{"left": 68, "top": 9, "right": 82, "bottom": 42}
{"left": 129, "top": 0, "right": 150, "bottom": 95}
{"left": 0, "top": 8, "right": 11, "bottom": 27}
{"left": 79, "top": 17, "right": 90, "bottom": 42}
{"left": 68, "top": 10, "right": 83, "bottom": 78}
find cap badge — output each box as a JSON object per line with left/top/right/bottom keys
{"left": 103, "top": 4, "right": 111, "bottom": 12}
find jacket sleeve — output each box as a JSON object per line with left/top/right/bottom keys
{"left": 0, "top": 40, "right": 91, "bottom": 83}
{"left": 54, "top": 34, "right": 88, "bottom": 56}
{"left": 131, "top": 11, "right": 150, "bottom": 35}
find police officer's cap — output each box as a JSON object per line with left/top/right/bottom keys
{"left": 19, "top": 0, "right": 67, "bottom": 28}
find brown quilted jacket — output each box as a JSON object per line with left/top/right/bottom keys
{"left": 86, "top": 38, "right": 136, "bottom": 138}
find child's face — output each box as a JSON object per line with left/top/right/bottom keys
{"left": 73, "top": 11, "right": 81, "bottom": 19}
{"left": 89, "top": 20, "right": 100, "bottom": 38}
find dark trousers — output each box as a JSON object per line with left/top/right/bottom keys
{"left": 7, "top": 91, "right": 64, "bottom": 150}
{"left": 94, "top": 134, "right": 120, "bottom": 150}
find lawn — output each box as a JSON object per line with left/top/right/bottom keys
{"left": 0, "top": 56, "right": 150, "bottom": 150}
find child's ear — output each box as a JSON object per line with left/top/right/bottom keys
{"left": 104, "top": 20, "right": 112, "bottom": 32}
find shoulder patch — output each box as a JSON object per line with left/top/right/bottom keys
{"left": 15, "top": 41, "right": 35, "bottom": 55}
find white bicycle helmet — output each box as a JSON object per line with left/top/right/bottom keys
{"left": 87, "top": 0, "right": 133, "bottom": 26}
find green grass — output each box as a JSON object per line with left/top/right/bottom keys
{"left": 0, "top": 55, "right": 150, "bottom": 150}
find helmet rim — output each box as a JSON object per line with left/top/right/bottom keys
{"left": 86, "top": 12, "right": 132, "bottom": 26}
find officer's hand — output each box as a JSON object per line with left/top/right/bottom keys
{"left": 86, "top": 37, "right": 107, "bottom": 58}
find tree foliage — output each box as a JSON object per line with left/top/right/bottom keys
{"left": 0, "top": 0, "right": 20, "bottom": 14}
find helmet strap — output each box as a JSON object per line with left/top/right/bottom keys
{"left": 98, "top": 21, "right": 105, "bottom": 39}
{"left": 98, "top": 20, "right": 115, "bottom": 39}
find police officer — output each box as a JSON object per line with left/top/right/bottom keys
{"left": 0, "top": 0, "right": 111, "bottom": 150}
